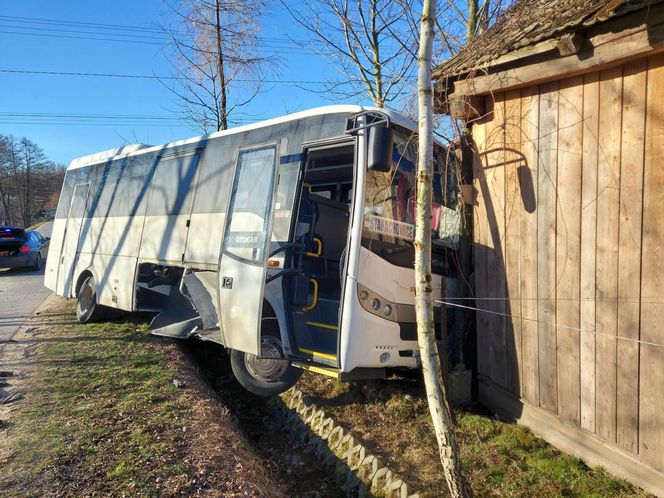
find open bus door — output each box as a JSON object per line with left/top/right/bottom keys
{"left": 217, "top": 145, "right": 278, "bottom": 356}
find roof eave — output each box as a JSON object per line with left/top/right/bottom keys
{"left": 434, "top": 3, "right": 664, "bottom": 116}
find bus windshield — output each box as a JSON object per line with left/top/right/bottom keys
{"left": 362, "top": 126, "right": 456, "bottom": 273}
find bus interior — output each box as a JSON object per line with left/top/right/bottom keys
{"left": 286, "top": 142, "right": 355, "bottom": 367}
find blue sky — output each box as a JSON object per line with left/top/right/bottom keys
{"left": 0, "top": 1, "right": 359, "bottom": 165}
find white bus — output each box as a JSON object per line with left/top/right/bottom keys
{"left": 45, "top": 105, "right": 456, "bottom": 395}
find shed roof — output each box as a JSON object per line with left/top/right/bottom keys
{"left": 434, "top": 0, "right": 658, "bottom": 79}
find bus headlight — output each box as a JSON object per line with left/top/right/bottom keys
{"left": 357, "top": 283, "right": 399, "bottom": 322}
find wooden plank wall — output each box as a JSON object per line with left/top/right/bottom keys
{"left": 471, "top": 55, "right": 664, "bottom": 473}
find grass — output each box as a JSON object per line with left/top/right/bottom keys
{"left": 1, "top": 298, "right": 650, "bottom": 497}
{"left": 456, "top": 412, "right": 634, "bottom": 497}
{"left": 2, "top": 318, "right": 194, "bottom": 497}
{"left": 295, "top": 374, "right": 651, "bottom": 498}
{"left": 0, "top": 300, "right": 273, "bottom": 498}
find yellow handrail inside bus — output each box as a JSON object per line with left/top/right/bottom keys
{"left": 306, "top": 237, "right": 322, "bottom": 258}
{"left": 302, "top": 278, "right": 319, "bottom": 312}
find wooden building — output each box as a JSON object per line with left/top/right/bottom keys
{"left": 434, "top": 0, "right": 664, "bottom": 494}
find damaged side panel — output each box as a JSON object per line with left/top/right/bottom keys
{"left": 182, "top": 271, "right": 226, "bottom": 345}
{"left": 147, "top": 270, "right": 224, "bottom": 345}
{"left": 147, "top": 284, "right": 201, "bottom": 339}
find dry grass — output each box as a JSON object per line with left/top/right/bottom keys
{"left": 296, "top": 373, "right": 653, "bottom": 498}
{"left": 0, "top": 297, "right": 281, "bottom": 498}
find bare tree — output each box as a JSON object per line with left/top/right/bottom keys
{"left": 432, "top": 0, "right": 505, "bottom": 53}
{"left": 281, "top": 0, "right": 508, "bottom": 117}
{"left": 0, "top": 138, "right": 13, "bottom": 225}
{"left": 0, "top": 135, "right": 64, "bottom": 227}
{"left": 5, "top": 136, "right": 26, "bottom": 226}
{"left": 282, "top": 0, "right": 420, "bottom": 108}
{"left": 415, "top": 1, "right": 471, "bottom": 497}
{"left": 163, "top": 0, "right": 269, "bottom": 132}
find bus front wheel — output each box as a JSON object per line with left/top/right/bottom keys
{"left": 230, "top": 336, "right": 302, "bottom": 396}
{"left": 76, "top": 275, "right": 106, "bottom": 324}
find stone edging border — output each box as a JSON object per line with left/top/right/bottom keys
{"left": 268, "top": 388, "right": 420, "bottom": 498}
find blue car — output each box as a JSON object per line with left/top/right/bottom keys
{"left": 0, "top": 227, "right": 49, "bottom": 270}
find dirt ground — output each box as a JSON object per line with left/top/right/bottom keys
{"left": 0, "top": 295, "right": 282, "bottom": 497}
{"left": 183, "top": 340, "right": 347, "bottom": 498}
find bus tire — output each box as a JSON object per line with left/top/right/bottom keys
{"left": 76, "top": 275, "right": 106, "bottom": 324}
{"left": 230, "top": 336, "right": 302, "bottom": 396}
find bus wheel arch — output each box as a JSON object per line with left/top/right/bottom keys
{"left": 75, "top": 271, "right": 107, "bottom": 324}
{"left": 229, "top": 301, "right": 303, "bottom": 396}
{"left": 260, "top": 300, "right": 281, "bottom": 338}
{"left": 74, "top": 269, "right": 94, "bottom": 298}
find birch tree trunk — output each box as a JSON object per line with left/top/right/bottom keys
{"left": 415, "top": 1, "right": 472, "bottom": 497}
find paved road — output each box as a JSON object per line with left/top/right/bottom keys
{"left": 0, "top": 222, "right": 54, "bottom": 350}
{"left": 37, "top": 221, "right": 53, "bottom": 238}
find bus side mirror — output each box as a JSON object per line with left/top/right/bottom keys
{"left": 367, "top": 126, "right": 393, "bottom": 173}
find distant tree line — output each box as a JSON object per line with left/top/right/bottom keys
{"left": 0, "top": 135, "right": 65, "bottom": 227}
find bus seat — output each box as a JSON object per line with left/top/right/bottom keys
{"left": 296, "top": 190, "right": 319, "bottom": 242}
{"left": 308, "top": 194, "right": 349, "bottom": 264}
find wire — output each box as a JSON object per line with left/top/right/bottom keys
{"left": 443, "top": 296, "right": 664, "bottom": 304}
{"left": 0, "top": 14, "right": 404, "bottom": 49}
{"left": 0, "top": 121, "right": 189, "bottom": 127}
{"left": 0, "top": 68, "right": 353, "bottom": 85}
{"left": 0, "top": 112, "right": 187, "bottom": 119}
{"left": 0, "top": 14, "right": 407, "bottom": 53}
{"left": 436, "top": 299, "right": 664, "bottom": 349}
{"left": 0, "top": 29, "right": 166, "bottom": 45}
{"left": 0, "top": 23, "right": 166, "bottom": 41}
{"left": 0, "top": 111, "right": 255, "bottom": 127}
{"left": 0, "top": 121, "right": 252, "bottom": 127}
{"left": 0, "top": 14, "right": 168, "bottom": 34}
{"left": 0, "top": 14, "right": 304, "bottom": 41}
{"left": 0, "top": 25, "right": 320, "bottom": 54}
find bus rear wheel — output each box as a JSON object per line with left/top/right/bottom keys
{"left": 230, "top": 335, "right": 302, "bottom": 396}
{"left": 76, "top": 275, "right": 106, "bottom": 324}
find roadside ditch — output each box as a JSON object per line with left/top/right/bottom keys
{"left": 186, "top": 338, "right": 648, "bottom": 498}
{"left": 184, "top": 341, "right": 400, "bottom": 497}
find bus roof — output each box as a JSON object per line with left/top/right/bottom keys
{"left": 66, "top": 105, "right": 421, "bottom": 171}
